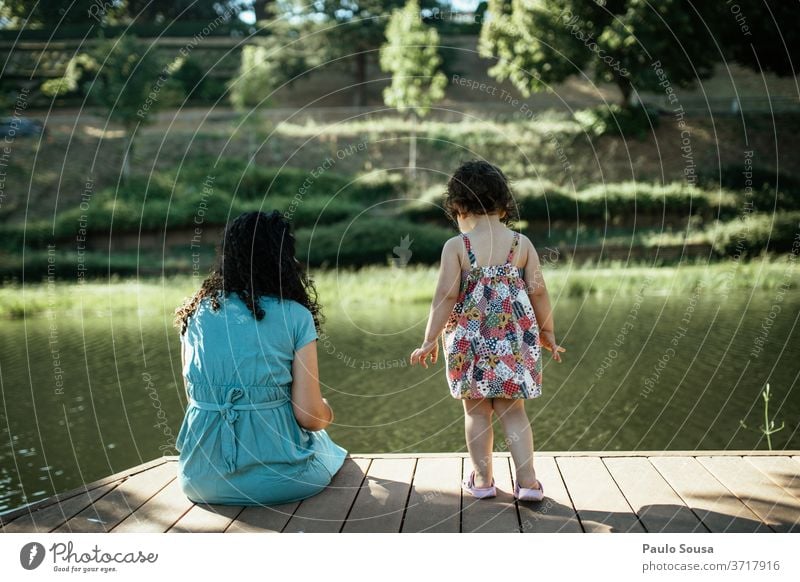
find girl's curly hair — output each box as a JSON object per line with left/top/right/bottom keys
{"left": 174, "top": 210, "right": 322, "bottom": 335}
{"left": 443, "top": 160, "right": 517, "bottom": 224}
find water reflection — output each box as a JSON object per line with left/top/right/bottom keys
{"left": 1, "top": 291, "right": 797, "bottom": 512}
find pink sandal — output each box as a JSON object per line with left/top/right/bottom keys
{"left": 514, "top": 479, "right": 545, "bottom": 502}
{"left": 462, "top": 471, "right": 497, "bottom": 499}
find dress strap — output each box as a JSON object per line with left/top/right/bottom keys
{"left": 506, "top": 232, "right": 520, "bottom": 264}
{"left": 461, "top": 234, "right": 478, "bottom": 268}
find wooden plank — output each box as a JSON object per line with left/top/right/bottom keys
{"left": 283, "top": 457, "right": 371, "bottom": 533}
{"left": 349, "top": 451, "right": 800, "bottom": 459}
{"left": 556, "top": 456, "right": 645, "bottom": 533}
{"left": 650, "top": 457, "right": 771, "bottom": 533}
{"left": 112, "top": 478, "right": 195, "bottom": 533}
{"left": 168, "top": 503, "right": 243, "bottom": 533}
{"left": 225, "top": 501, "right": 300, "bottom": 533}
{"left": 698, "top": 456, "right": 800, "bottom": 533}
{"left": 401, "top": 456, "right": 462, "bottom": 533}
{"left": 461, "top": 455, "right": 519, "bottom": 533}
{"left": 604, "top": 457, "right": 707, "bottom": 533}
{"left": 1, "top": 482, "right": 122, "bottom": 533}
{"left": 516, "top": 456, "right": 582, "bottom": 533}
{"left": 744, "top": 456, "right": 800, "bottom": 500}
{"left": 55, "top": 461, "right": 177, "bottom": 533}
{"left": 0, "top": 456, "right": 171, "bottom": 525}
{"left": 341, "top": 457, "right": 415, "bottom": 533}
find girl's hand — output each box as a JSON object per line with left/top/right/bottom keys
{"left": 410, "top": 340, "right": 439, "bottom": 368}
{"left": 539, "top": 330, "right": 565, "bottom": 362}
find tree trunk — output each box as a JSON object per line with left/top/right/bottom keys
{"left": 353, "top": 52, "right": 368, "bottom": 107}
{"left": 253, "top": 0, "right": 274, "bottom": 21}
{"left": 615, "top": 72, "right": 632, "bottom": 108}
{"left": 408, "top": 112, "right": 417, "bottom": 179}
{"left": 122, "top": 132, "right": 132, "bottom": 183}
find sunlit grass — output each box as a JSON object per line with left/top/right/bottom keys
{"left": 1, "top": 254, "right": 796, "bottom": 320}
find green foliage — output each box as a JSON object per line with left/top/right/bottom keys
{"left": 406, "top": 180, "right": 741, "bottom": 225}
{"left": 2, "top": 162, "right": 408, "bottom": 252}
{"left": 480, "top": 0, "right": 717, "bottom": 107}
{"left": 0, "top": 0, "right": 105, "bottom": 26}
{"left": 479, "top": 0, "right": 588, "bottom": 97}
{"left": 61, "top": 34, "right": 182, "bottom": 129}
{"left": 228, "top": 20, "right": 324, "bottom": 110}
{"left": 712, "top": 212, "right": 800, "bottom": 257}
{"left": 739, "top": 383, "right": 786, "bottom": 451}
{"left": 574, "top": 104, "right": 660, "bottom": 139}
{"left": 296, "top": 218, "right": 452, "bottom": 267}
{"left": 379, "top": 0, "right": 447, "bottom": 117}
{"left": 699, "top": 1, "right": 800, "bottom": 78}
{"left": 179, "top": 157, "right": 402, "bottom": 203}
{"left": 697, "top": 165, "right": 800, "bottom": 213}
{"left": 172, "top": 57, "right": 228, "bottom": 102}
{"left": 122, "top": 0, "right": 239, "bottom": 23}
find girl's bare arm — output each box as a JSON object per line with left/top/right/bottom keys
{"left": 410, "top": 237, "right": 462, "bottom": 367}
{"left": 523, "top": 239, "right": 553, "bottom": 330}
{"left": 522, "top": 237, "right": 564, "bottom": 361}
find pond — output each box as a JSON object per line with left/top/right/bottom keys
{"left": 1, "top": 288, "right": 798, "bottom": 512}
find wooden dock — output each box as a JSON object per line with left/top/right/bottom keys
{"left": 2, "top": 451, "right": 799, "bottom": 533}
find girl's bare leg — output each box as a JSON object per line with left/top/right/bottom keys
{"left": 492, "top": 399, "right": 539, "bottom": 489}
{"left": 463, "top": 398, "right": 494, "bottom": 488}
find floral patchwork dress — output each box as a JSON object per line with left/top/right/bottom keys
{"left": 443, "top": 232, "right": 543, "bottom": 399}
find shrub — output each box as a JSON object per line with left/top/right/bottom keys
{"left": 295, "top": 218, "right": 452, "bottom": 267}
{"left": 712, "top": 212, "right": 800, "bottom": 256}
{"left": 182, "top": 160, "right": 403, "bottom": 204}
{"left": 574, "top": 104, "right": 661, "bottom": 140}
{"left": 697, "top": 165, "right": 800, "bottom": 212}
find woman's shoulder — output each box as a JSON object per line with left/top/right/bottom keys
{"left": 260, "top": 296, "right": 311, "bottom": 317}
{"left": 193, "top": 293, "right": 310, "bottom": 319}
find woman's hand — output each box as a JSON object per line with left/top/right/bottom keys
{"left": 410, "top": 339, "right": 439, "bottom": 368}
{"left": 539, "top": 330, "right": 565, "bottom": 362}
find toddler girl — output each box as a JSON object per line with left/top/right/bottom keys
{"left": 410, "top": 160, "right": 564, "bottom": 501}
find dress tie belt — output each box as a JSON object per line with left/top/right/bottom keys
{"left": 188, "top": 386, "right": 290, "bottom": 472}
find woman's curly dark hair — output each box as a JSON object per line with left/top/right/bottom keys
{"left": 443, "top": 160, "right": 517, "bottom": 224}
{"left": 174, "top": 210, "right": 322, "bottom": 335}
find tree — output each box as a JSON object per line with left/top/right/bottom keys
{"left": 123, "top": 0, "right": 240, "bottom": 23}
{"left": 0, "top": 0, "right": 108, "bottom": 26}
{"left": 380, "top": 0, "right": 446, "bottom": 175}
{"left": 316, "top": 0, "right": 406, "bottom": 107}
{"left": 229, "top": 18, "right": 326, "bottom": 109}
{"left": 251, "top": 0, "right": 278, "bottom": 22}
{"left": 696, "top": 0, "right": 800, "bottom": 78}
{"left": 43, "top": 35, "right": 182, "bottom": 180}
{"left": 479, "top": 0, "right": 717, "bottom": 108}
{"left": 228, "top": 19, "right": 328, "bottom": 158}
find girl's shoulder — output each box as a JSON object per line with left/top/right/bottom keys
{"left": 445, "top": 233, "right": 465, "bottom": 246}
{"left": 442, "top": 234, "right": 466, "bottom": 256}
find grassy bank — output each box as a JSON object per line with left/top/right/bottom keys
{"left": 2, "top": 257, "right": 796, "bottom": 320}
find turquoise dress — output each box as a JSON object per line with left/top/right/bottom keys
{"left": 175, "top": 294, "right": 347, "bottom": 505}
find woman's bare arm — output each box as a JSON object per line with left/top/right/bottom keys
{"left": 180, "top": 336, "right": 189, "bottom": 392}
{"left": 291, "top": 340, "right": 333, "bottom": 431}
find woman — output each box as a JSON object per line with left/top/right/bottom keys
{"left": 174, "top": 210, "right": 347, "bottom": 505}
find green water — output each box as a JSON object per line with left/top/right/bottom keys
{"left": 1, "top": 290, "right": 799, "bottom": 512}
